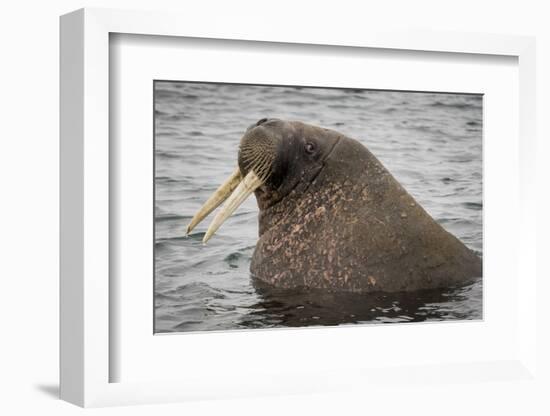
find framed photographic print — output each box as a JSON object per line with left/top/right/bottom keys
{"left": 60, "top": 8, "right": 538, "bottom": 408}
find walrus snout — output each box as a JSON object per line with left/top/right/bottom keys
{"left": 238, "top": 124, "right": 279, "bottom": 181}
{"left": 186, "top": 121, "right": 280, "bottom": 243}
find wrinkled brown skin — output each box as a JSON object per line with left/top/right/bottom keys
{"left": 248, "top": 121, "right": 482, "bottom": 293}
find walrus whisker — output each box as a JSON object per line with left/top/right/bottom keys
{"left": 252, "top": 153, "right": 272, "bottom": 182}
{"left": 202, "top": 170, "right": 264, "bottom": 244}
{"left": 239, "top": 135, "right": 276, "bottom": 183}
{"left": 185, "top": 167, "right": 242, "bottom": 235}
{"left": 250, "top": 152, "right": 273, "bottom": 183}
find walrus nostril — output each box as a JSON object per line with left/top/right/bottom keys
{"left": 256, "top": 118, "right": 269, "bottom": 126}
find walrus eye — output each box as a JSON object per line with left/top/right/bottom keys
{"left": 304, "top": 141, "right": 316, "bottom": 154}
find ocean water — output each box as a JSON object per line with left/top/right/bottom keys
{"left": 154, "top": 82, "right": 483, "bottom": 333}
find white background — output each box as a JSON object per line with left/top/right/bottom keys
{"left": 1, "top": 1, "right": 548, "bottom": 415}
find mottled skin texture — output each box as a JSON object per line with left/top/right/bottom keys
{"left": 240, "top": 119, "right": 482, "bottom": 293}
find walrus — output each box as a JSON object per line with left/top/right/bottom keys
{"left": 186, "top": 118, "right": 482, "bottom": 293}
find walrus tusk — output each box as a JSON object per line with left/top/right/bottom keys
{"left": 186, "top": 167, "right": 242, "bottom": 235}
{"left": 202, "top": 170, "right": 263, "bottom": 243}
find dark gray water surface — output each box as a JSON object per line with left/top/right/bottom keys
{"left": 154, "top": 82, "right": 483, "bottom": 333}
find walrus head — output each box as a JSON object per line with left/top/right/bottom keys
{"left": 186, "top": 118, "right": 340, "bottom": 242}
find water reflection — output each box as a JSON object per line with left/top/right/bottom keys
{"left": 240, "top": 278, "right": 483, "bottom": 328}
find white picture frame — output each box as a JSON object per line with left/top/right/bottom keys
{"left": 60, "top": 7, "right": 538, "bottom": 408}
